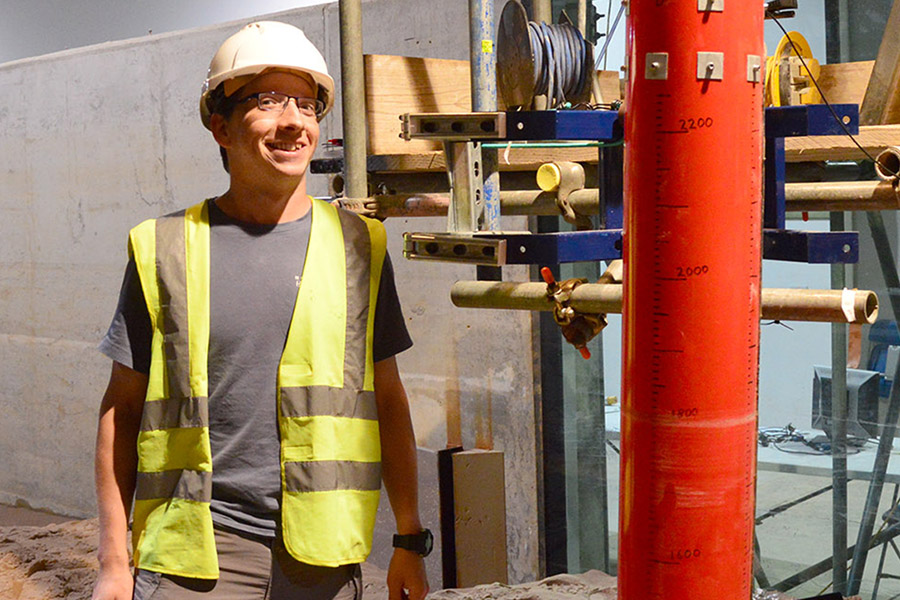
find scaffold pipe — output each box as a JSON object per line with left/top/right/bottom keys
{"left": 875, "top": 146, "right": 900, "bottom": 183}
{"left": 352, "top": 181, "right": 899, "bottom": 219}
{"left": 785, "top": 180, "right": 900, "bottom": 212}
{"left": 449, "top": 282, "right": 877, "bottom": 324}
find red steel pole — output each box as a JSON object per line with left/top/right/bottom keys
{"left": 619, "top": 2, "right": 763, "bottom": 598}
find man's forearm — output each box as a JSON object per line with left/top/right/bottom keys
{"left": 374, "top": 358, "right": 423, "bottom": 534}
{"left": 95, "top": 363, "right": 147, "bottom": 570}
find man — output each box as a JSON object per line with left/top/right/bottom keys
{"left": 92, "top": 21, "right": 430, "bottom": 600}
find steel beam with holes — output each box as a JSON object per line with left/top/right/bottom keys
{"left": 404, "top": 229, "right": 859, "bottom": 266}
{"left": 403, "top": 230, "right": 623, "bottom": 266}
{"left": 400, "top": 109, "right": 621, "bottom": 142}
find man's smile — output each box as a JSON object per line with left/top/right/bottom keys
{"left": 267, "top": 141, "right": 304, "bottom": 152}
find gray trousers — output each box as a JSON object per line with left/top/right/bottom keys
{"left": 132, "top": 528, "right": 362, "bottom": 600}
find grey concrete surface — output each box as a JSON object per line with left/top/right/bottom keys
{"left": 0, "top": 0, "right": 539, "bottom": 584}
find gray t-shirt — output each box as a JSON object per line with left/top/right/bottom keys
{"left": 99, "top": 201, "right": 412, "bottom": 538}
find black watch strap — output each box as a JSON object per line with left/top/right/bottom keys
{"left": 392, "top": 528, "right": 433, "bottom": 557}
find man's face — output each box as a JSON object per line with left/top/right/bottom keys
{"left": 214, "top": 71, "right": 320, "bottom": 184}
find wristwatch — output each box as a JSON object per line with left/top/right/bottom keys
{"left": 392, "top": 528, "right": 434, "bottom": 557}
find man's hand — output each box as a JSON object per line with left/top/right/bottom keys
{"left": 387, "top": 548, "right": 429, "bottom": 600}
{"left": 91, "top": 564, "right": 133, "bottom": 600}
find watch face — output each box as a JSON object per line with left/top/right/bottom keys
{"left": 421, "top": 529, "right": 434, "bottom": 556}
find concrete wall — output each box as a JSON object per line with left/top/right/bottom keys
{"left": 0, "top": 0, "right": 541, "bottom": 583}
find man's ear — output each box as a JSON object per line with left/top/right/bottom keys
{"left": 209, "top": 113, "right": 231, "bottom": 149}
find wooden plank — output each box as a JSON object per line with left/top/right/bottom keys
{"left": 817, "top": 61, "right": 874, "bottom": 106}
{"left": 860, "top": 0, "right": 900, "bottom": 125}
{"left": 784, "top": 125, "right": 900, "bottom": 163}
{"left": 596, "top": 70, "right": 623, "bottom": 103}
{"left": 364, "top": 55, "right": 471, "bottom": 156}
{"left": 363, "top": 55, "right": 626, "bottom": 156}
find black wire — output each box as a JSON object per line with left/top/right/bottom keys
{"left": 766, "top": 11, "right": 900, "bottom": 178}
{"left": 606, "top": 439, "right": 620, "bottom": 455}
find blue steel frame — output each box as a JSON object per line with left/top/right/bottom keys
{"left": 763, "top": 104, "right": 860, "bottom": 264}
{"left": 407, "top": 107, "right": 863, "bottom": 266}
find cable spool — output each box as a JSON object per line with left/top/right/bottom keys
{"left": 497, "top": 0, "right": 594, "bottom": 110}
{"left": 764, "top": 31, "right": 822, "bottom": 106}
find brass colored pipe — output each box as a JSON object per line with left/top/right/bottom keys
{"left": 363, "top": 181, "right": 899, "bottom": 219}
{"left": 785, "top": 181, "right": 900, "bottom": 212}
{"left": 875, "top": 146, "right": 900, "bottom": 183}
{"left": 450, "top": 281, "right": 878, "bottom": 324}
{"left": 363, "top": 189, "right": 599, "bottom": 218}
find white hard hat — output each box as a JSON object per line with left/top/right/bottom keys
{"left": 200, "top": 21, "right": 335, "bottom": 129}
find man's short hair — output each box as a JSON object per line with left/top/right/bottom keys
{"left": 206, "top": 84, "right": 241, "bottom": 173}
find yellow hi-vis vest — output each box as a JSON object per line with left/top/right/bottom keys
{"left": 127, "top": 198, "right": 387, "bottom": 579}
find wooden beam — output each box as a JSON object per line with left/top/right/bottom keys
{"left": 784, "top": 125, "right": 900, "bottom": 162}
{"left": 364, "top": 55, "right": 471, "bottom": 156}
{"left": 364, "top": 54, "right": 625, "bottom": 156}
{"left": 860, "top": 0, "right": 900, "bottom": 124}
{"left": 817, "top": 61, "right": 874, "bottom": 106}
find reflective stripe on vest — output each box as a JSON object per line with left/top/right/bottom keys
{"left": 127, "top": 198, "right": 385, "bottom": 579}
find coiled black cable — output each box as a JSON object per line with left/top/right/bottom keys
{"left": 526, "top": 21, "right": 590, "bottom": 108}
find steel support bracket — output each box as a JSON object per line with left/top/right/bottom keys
{"left": 401, "top": 110, "right": 621, "bottom": 143}
{"left": 403, "top": 229, "right": 624, "bottom": 266}
{"left": 403, "top": 232, "right": 507, "bottom": 266}
{"left": 762, "top": 229, "right": 859, "bottom": 264}
{"left": 763, "top": 104, "right": 861, "bottom": 265}
{"left": 765, "top": 104, "right": 860, "bottom": 230}
{"left": 401, "top": 112, "right": 507, "bottom": 141}
{"left": 504, "top": 110, "right": 621, "bottom": 141}
{"left": 501, "top": 230, "right": 623, "bottom": 264}
{"left": 444, "top": 141, "right": 485, "bottom": 232}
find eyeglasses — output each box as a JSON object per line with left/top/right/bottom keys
{"left": 240, "top": 92, "right": 324, "bottom": 118}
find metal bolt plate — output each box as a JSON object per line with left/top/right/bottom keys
{"left": 697, "top": 52, "right": 724, "bottom": 81}
{"left": 747, "top": 55, "right": 762, "bottom": 83}
{"left": 645, "top": 52, "right": 669, "bottom": 80}
{"left": 698, "top": 0, "right": 724, "bottom": 11}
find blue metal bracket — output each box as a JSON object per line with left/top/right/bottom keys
{"left": 402, "top": 107, "right": 864, "bottom": 267}
{"left": 501, "top": 230, "right": 623, "bottom": 264}
{"left": 763, "top": 229, "right": 859, "bottom": 264}
{"left": 763, "top": 104, "right": 860, "bottom": 263}
{"left": 504, "top": 110, "right": 622, "bottom": 142}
